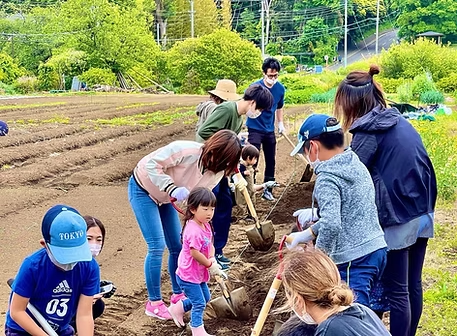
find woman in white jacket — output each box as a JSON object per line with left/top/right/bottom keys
{"left": 128, "top": 129, "right": 242, "bottom": 321}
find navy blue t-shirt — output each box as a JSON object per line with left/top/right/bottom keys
{"left": 246, "top": 79, "right": 285, "bottom": 133}
{"left": 6, "top": 248, "right": 100, "bottom": 333}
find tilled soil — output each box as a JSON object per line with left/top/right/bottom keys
{"left": 0, "top": 94, "right": 314, "bottom": 335}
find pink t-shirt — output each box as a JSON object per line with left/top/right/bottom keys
{"left": 176, "top": 220, "right": 213, "bottom": 284}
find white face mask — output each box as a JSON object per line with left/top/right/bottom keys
{"left": 293, "top": 308, "right": 317, "bottom": 324}
{"left": 265, "top": 77, "right": 277, "bottom": 86}
{"left": 247, "top": 110, "right": 261, "bottom": 119}
{"left": 47, "top": 249, "right": 77, "bottom": 271}
{"left": 306, "top": 142, "right": 321, "bottom": 169}
{"left": 89, "top": 243, "right": 102, "bottom": 257}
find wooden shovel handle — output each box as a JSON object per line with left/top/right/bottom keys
{"left": 215, "top": 275, "right": 231, "bottom": 300}
{"left": 241, "top": 187, "right": 261, "bottom": 229}
{"left": 282, "top": 133, "right": 309, "bottom": 164}
{"left": 250, "top": 277, "right": 283, "bottom": 336}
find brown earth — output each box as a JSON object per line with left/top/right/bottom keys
{"left": 0, "top": 94, "right": 315, "bottom": 335}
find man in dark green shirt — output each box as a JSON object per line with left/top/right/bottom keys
{"left": 196, "top": 84, "right": 273, "bottom": 269}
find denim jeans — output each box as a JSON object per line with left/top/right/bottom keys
{"left": 337, "top": 247, "right": 387, "bottom": 307}
{"left": 383, "top": 238, "right": 428, "bottom": 336}
{"left": 5, "top": 326, "right": 74, "bottom": 336}
{"left": 176, "top": 275, "right": 211, "bottom": 328}
{"left": 212, "top": 177, "right": 233, "bottom": 255}
{"left": 128, "top": 176, "right": 182, "bottom": 301}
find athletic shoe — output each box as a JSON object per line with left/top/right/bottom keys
{"left": 216, "top": 259, "right": 230, "bottom": 271}
{"left": 145, "top": 301, "right": 172, "bottom": 320}
{"left": 215, "top": 254, "right": 231, "bottom": 264}
{"left": 262, "top": 190, "right": 275, "bottom": 202}
{"left": 170, "top": 292, "right": 187, "bottom": 304}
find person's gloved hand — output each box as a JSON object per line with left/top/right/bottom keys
{"left": 263, "top": 181, "right": 279, "bottom": 189}
{"left": 278, "top": 121, "right": 286, "bottom": 134}
{"left": 100, "top": 280, "right": 117, "bottom": 299}
{"left": 170, "top": 187, "right": 190, "bottom": 202}
{"left": 229, "top": 183, "right": 236, "bottom": 193}
{"left": 232, "top": 173, "right": 248, "bottom": 191}
{"left": 286, "top": 229, "right": 315, "bottom": 249}
{"left": 293, "top": 208, "right": 319, "bottom": 227}
{"left": 207, "top": 258, "right": 228, "bottom": 280}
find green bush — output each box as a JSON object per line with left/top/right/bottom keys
{"left": 166, "top": 29, "right": 262, "bottom": 93}
{"left": 285, "top": 88, "right": 324, "bottom": 104}
{"left": 336, "top": 57, "right": 379, "bottom": 76}
{"left": 412, "top": 73, "right": 436, "bottom": 99}
{"left": 79, "top": 68, "right": 116, "bottom": 87}
{"left": 437, "top": 73, "right": 457, "bottom": 93}
{"left": 377, "top": 77, "right": 406, "bottom": 94}
{"left": 380, "top": 38, "right": 457, "bottom": 80}
{"left": 397, "top": 81, "right": 413, "bottom": 103}
{"left": 284, "top": 65, "right": 296, "bottom": 74}
{"left": 310, "top": 87, "right": 337, "bottom": 103}
{"left": 420, "top": 91, "right": 445, "bottom": 104}
{"left": 0, "top": 81, "right": 17, "bottom": 95}
{"left": 0, "top": 53, "right": 24, "bottom": 84}
{"left": 14, "top": 76, "right": 39, "bottom": 94}
{"left": 280, "top": 72, "right": 342, "bottom": 92}
{"left": 37, "top": 63, "right": 61, "bottom": 90}
{"left": 273, "top": 55, "right": 297, "bottom": 68}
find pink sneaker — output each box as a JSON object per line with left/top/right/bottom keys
{"left": 145, "top": 301, "right": 172, "bottom": 320}
{"left": 170, "top": 292, "right": 187, "bottom": 304}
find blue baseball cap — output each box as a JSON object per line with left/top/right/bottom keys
{"left": 0, "top": 120, "right": 8, "bottom": 136}
{"left": 41, "top": 204, "right": 92, "bottom": 264}
{"left": 290, "top": 114, "right": 342, "bottom": 156}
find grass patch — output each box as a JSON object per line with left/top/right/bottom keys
{"left": 115, "top": 102, "right": 160, "bottom": 110}
{"left": 0, "top": 102, "right": 66, "bottom": 110}
{"left": 93, "top": 106, "right": 196, "bottom": 127}
{"left": 9, "top": 114, "right": 70, "bottom": 125}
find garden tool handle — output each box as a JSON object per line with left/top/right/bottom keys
{"left": 7, "top": 279, "right": 59, "bottom": 336}
{"left": 282, "top": 134, "right": 309, "bottom": 164}
{"left": 250, "top": 277, "right": 282, "bottom": 336}
{"left": 170, "top": 197, "right": 184, "bottom": 215}
{"left": 215, "top": 275, "right": 231, "bottom": 300}
{"left": 241, "top": 187, "right": 261, "bottom": 229}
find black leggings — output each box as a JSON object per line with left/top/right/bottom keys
{"left": 247, "top": 129, "right": 276, "bottom": 183}
{"left": 384, "top": 238, "right": 428, "bottom": 336}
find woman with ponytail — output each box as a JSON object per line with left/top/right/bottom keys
{"left": 334, "top": 65, "right": 437, "bottom": 336}
{"left": 279, "top": 249, "right": 390, "bottom": 336}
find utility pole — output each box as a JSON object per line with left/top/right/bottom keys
{"left": 375, "top": 0, "right": 381, "bottom": 54}
{"left": 344, "top": 0, "right": 348, "bottom": 67}
{"left": 190, "top": 0, "right": 195, "bottom": 38}
{"left": 261, "top": 0, "right": 265, "bottom": 58}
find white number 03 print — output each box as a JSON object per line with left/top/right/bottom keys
{"left": 45, "top": 298, "right": 69, "bottom": 317}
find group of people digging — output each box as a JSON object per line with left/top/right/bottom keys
{"left": 5, "top": 58, "right": 436, "bottom": 336}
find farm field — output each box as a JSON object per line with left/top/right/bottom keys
{"left": 1, "top": 93, "right": 456, "bottom": 336}
{"left": 0, "top": 93, "right": 317, "bottom": 335}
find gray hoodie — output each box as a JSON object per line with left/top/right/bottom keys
{"left": 312, "top": 148, "right": 386, "bottom": 264}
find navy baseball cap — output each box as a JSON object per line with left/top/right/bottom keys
{"left": 0, "top": 120, "right": 8, "bottom": 136}
{"left": 290, "top": 114, "right": 342, "bottom": 156}
{"left": 42, "top": 205, "right": 92, "bottom": 264}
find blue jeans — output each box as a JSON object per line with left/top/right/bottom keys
{"left": 176, "top": 275, "right": 211, "bottom": 328}
{"left": 338, "top": 247, "right": 387, "bottom": 307}
{"left": 128, "top": 176, "right": 182, "bottom": 301}
{"left": 212, "top": 177, "right": 233, "bottom": 255}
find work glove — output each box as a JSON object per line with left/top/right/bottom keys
{"left": 263, "top": 181, "right": 280, "bottom": 189}
{"left": 207, "top": 258, "right": 228, "bottom": 280}
{"left": 232, "top": 173, "right": 248, "bottom": 191}
{"left": 170, "top": 187, "right": 190, "bottom": 202}
{"left": 286, "top": 229, "right": 315, "bottom": 249}
{"left": 100, "top": 280, "right": 117, "bottom": 299}
{"left": 278, "top": 121, "right": 286, "bottom": 134}
{"left": 293, "top": 208, "right": 319, "bottom": 228}
{"left": 229, "top": 183, "right": 236, "bottom": 193}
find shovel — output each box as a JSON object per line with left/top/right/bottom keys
{"left": 281, "top": 133, "right": 314, "bottom": 182}
{"left": 250, "top": 235, "right": 292, "bottom": 336}
{"left": 210, "top": 274, "right": 252, "bottom": 321}
{"left": 7, "top": 278, "right": 59, "bottom": 336}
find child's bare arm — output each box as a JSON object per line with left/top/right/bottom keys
{"left": 9, "top": 293, "right": 48, "bottom": 336}
{"left": 76, "top": 294, "right": 95, "bottom": 336}
{"left": 190, "top": 248, "right": 212, "bottom": 267}
{"left": 209, "top": 244, "right": 215, "bottom": 259}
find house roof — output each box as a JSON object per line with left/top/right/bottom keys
{"left": 416, "top": 31, "right": 444, "bottom": 37}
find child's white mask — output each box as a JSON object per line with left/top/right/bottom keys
{"left": 89, "top": 243, "right": 102, "bottom": 257}
{"left": 47, "top": 249, "right": 77, "bottom": 271}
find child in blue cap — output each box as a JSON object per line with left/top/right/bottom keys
{"left": 288, "top": 114, "right": 387, "bottom": 308}
{"left": 5, "top": 205, "right": 100, "bottom": 336}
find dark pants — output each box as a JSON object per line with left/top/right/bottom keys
{"left": 384, "top": 238, "right": 428, "bottom": 336}
{"left": 248, "top": 129, "right": 276, "bottom": 184}
{"left": 337, "top": 247, "right": 387, "bottom": 307}
{"left": 212, "top": 177, "right": 233, "bottom": 255}
{"left": 5, "top": 325, "right": 74, "bottom": 336}
{"left": 70, "top": 298, "right": 105, "bottom": 331}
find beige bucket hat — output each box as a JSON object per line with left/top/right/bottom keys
{"left": 208, "top": 79, "right": 241, "bottom": 101}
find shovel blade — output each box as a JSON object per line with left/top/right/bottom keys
{"left": 210, "top": 287, "right": 252, "bottom": 321}
{"left": 246, "top": 220, "right": 275, "bottom": 251}
{"left": 210, "top": 296, "right": 237, "bottom": 319}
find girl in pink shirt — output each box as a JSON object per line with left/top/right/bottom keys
{"left": 169, "top": 187, "right": 226, "bottom": 336}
